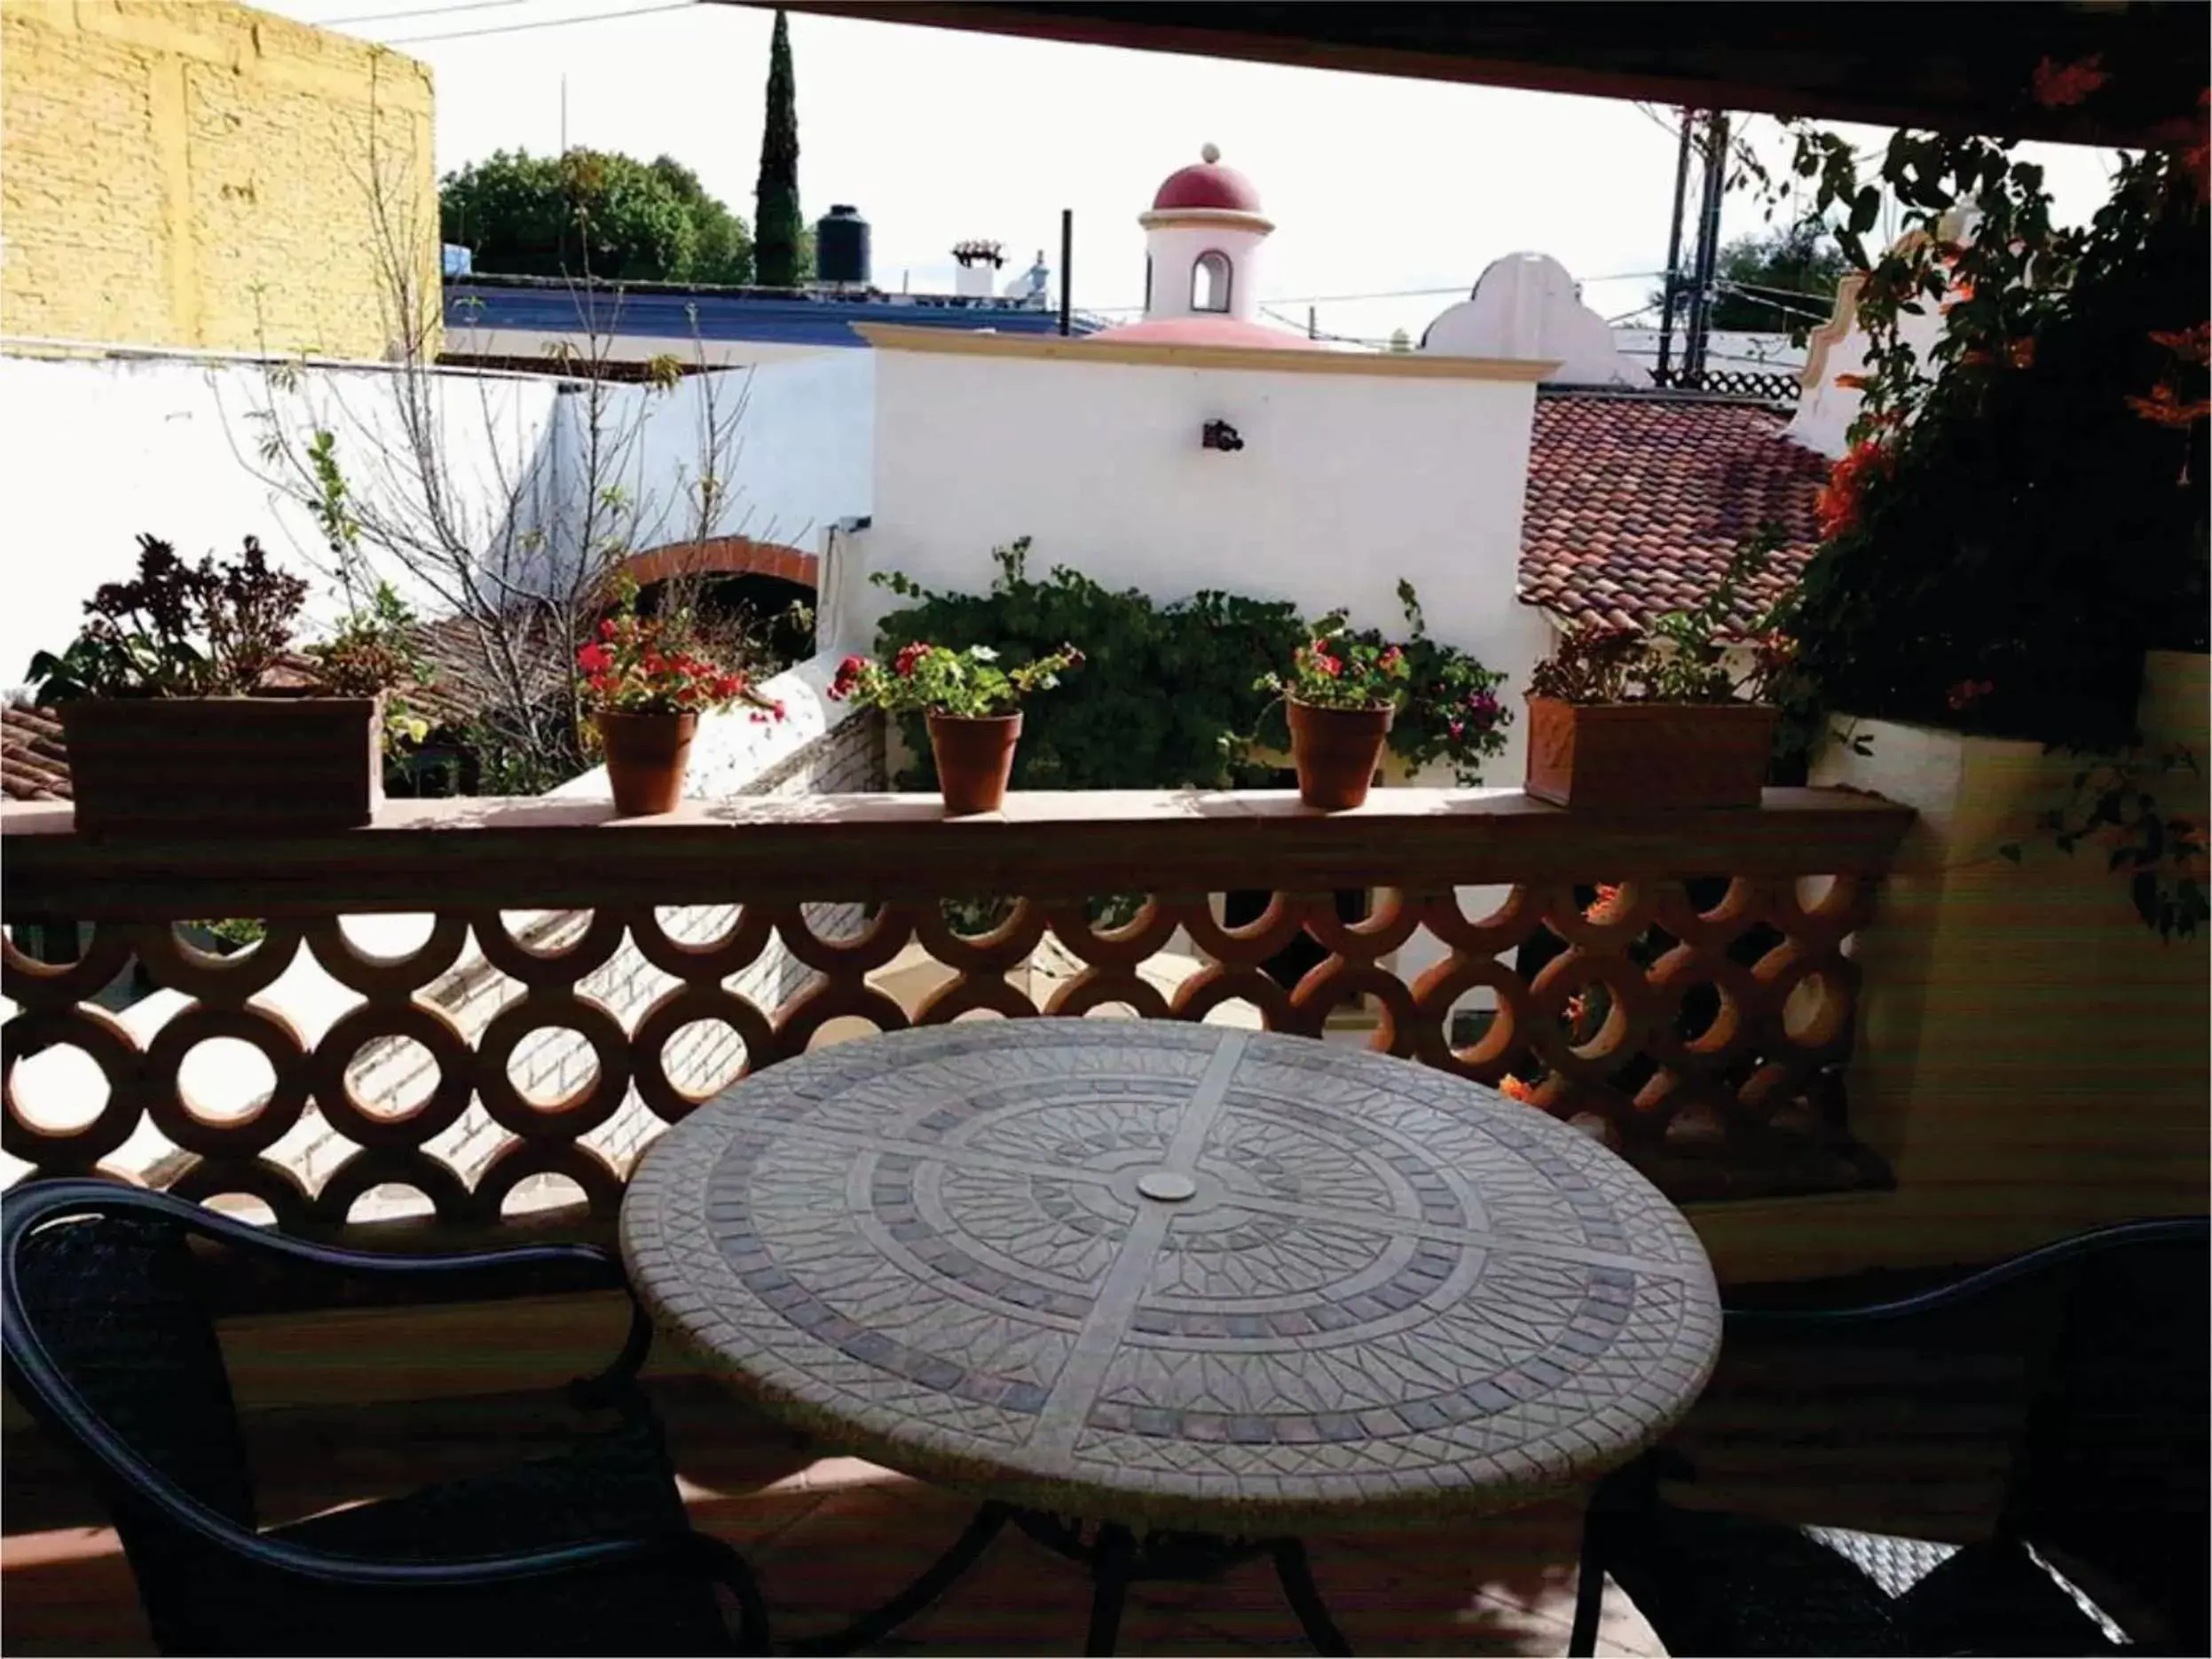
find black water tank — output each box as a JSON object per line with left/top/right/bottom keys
{"left": 815, "top": 205, "right": 870, "bottom": 286}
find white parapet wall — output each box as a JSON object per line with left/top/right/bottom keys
{"left": 1691, "top": 649, "right": 2211, "bottom": 1283}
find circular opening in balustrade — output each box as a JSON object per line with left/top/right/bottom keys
{"left": 660, "top": 1018, "right": 749, "bottom": 1098}
{"left": 339, "top": 913, "right": 438, "bottom": 957}
{"left": 499, "top": 909, "right": 595, "bottom": 956}
{"left": 346, "top": 1183, "right": 437, "bottom": 1224}
{"left": 177, "top": 1036, "right": 277, "bottom": 1124}
{"left": 508, "top": 1026, "right": 600, "bottom": 1108}
{"left": 1795, "top": 874, "right": 1842, "bottom": 916}
{"left": 1198, "top": 997, "right": 1267, "bottom": 1031}
{"left": 1783, "top": 971, "right": 1848, "bottom": 1046}
{"left": 204, "top": 1192, "right": 279, "bottom": 1227}
{"left": 652, "top": 904, "right": 746, "bottom": 947}
{"left": 5, "top": 1042, "right": 109, "bottom": 1132}
{"left": 1080, "top": 1002, "right": 1143, "bottom": 1020}
{"left": 807, "top": 1016, "right": 889, "bottom": 1051}
{"left": 500, "top": 1172, "right": 589, "bottom": 1219}
{"left": 347, "top": 1035, "right": 440, "bottom": 1118}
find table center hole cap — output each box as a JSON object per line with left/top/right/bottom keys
{"left": 1135, "top": 1170, "right": 1197, "bottom": 1203}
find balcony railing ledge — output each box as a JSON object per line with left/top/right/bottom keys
{"left": 0, "top": 787, "right": 1916, "bottom": 916}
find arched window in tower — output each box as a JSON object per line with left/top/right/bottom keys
{"left": 1192, "top": 251, "right": 1232, "bottom": 313}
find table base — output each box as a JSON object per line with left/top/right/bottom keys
{"left": 788, "top": 1500, "right": 1353, "bottom": 1656}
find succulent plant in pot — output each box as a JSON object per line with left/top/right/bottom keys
{"left": 23, "top": 535, "right": 416, "bottom": 835}
{"left": 827, "top": 640, "right": 1082, "bottom": 815}
{"left": 1524, "top": 528, "right": 1790, "bottom": 810}
{"left": 576, "top": 578, "right": 781, "bottom": 817}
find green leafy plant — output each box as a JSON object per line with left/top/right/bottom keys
{"left": 25, "top": 535, "right": 307, "bottom": 702}
{"left": 1998, "top": 744, "right": 2208, "bottom": 940}
{"left": 1757, "top": 68, "right": 2207, "bottom": 933}
{"left": 303, "top": 582, "right": 437, "bottom": 748}
{"left": 868, "top": 541, "right": 1307, "bottom": 791}
{"left": 1529, "top": 529, "right": 1794, "bottom": 709}
{"left": 828, "top": 640, "right": 1083, "bottom": 718}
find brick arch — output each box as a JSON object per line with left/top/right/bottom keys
{"left": 614, "top": 535, "right": 817, "bottom": 594}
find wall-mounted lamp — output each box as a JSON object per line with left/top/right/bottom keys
{"left": 1201, "top": 420, "right": 1244, "bottom": 453}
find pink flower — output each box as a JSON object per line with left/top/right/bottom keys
{"left": 893, "top": 641, "right": 931, "bottom": 679}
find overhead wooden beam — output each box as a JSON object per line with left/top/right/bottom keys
{"left": 740, "top": 2, "right": 2208, "bottom": 149}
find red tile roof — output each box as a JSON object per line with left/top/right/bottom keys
{"left": 2, "top": 702, "right": 70, "bottom": 801}
{"left": 1518, "top": 391, "right": 1829, "bottom": 635}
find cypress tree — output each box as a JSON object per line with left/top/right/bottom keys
{"left": 753, "top": 10, "right": 801, "bottom": 288}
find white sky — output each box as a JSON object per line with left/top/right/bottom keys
{"left": 269, "top": 0, "right": 2125, "bottom": 348}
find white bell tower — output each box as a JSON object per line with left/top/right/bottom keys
{"left": 1138, "top": 143, "right": 1274, "bottom": 326}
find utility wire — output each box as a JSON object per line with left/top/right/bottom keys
{"left": 324, "top": 0, "right": 531, "bottom": 25}
{"left": 378, "top": 0, "right": 694, "bottom": 44}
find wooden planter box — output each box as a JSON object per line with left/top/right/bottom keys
{"left": 1524, "top": 697, "right": 1776, "bottom": 810}
{"left": 60, "top": 696, "right": 382, "bottom": 836}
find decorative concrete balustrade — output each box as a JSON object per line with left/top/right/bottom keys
{"left": 1, "top": 787, "right": 1914, "bottom": 1245}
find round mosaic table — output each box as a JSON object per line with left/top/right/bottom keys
{"left": 622, "top": 1022, "right": 1722, "bottom": 1654}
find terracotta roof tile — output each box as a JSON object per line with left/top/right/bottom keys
{"left": 1518, "top": 392, "right": 1828, "bottom": 635}
{"left": 2, "top": 702, "right": 71, "bottom": 801}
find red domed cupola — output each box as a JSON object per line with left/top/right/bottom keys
{"left": 1150, "top": 143, "right": 1265, "bottom": 216}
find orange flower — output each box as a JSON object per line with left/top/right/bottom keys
{"left": 2030, "top": 53, "right": 2108, "bottom": 109}
{"left": 1832, "top": 373, "right": 1873, "bottom": 392}
{"left": 1815, "top": 439, "right": 1892, "bottom": 540}
{"left": 1500, "top": 1074, "right": 1537, "bottom": 1104}
{"left": 1585, "top": 884, "right": 1625, "bottom": 924}
{"left": 2128, "top": 384, "right": 2212, "bottom": 428}
{"left": 2150, "top": 324, "right": 2212, "bottom": 366}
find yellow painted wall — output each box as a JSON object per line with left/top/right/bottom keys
{"left": 1696, "top": 649, "right": 2211, "bottom": 1284}
{"left": 1, "top": 1, "right": 437, "bottom": 360}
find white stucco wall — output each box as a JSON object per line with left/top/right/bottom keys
{"left": 852, "top": 344, "right": 1555, "bottom": 781}
{"left": 0, "top": 349, "right": 875, "bottom": 690}
{"left": 624, "top": 351, "right": 874, "bottom": 556}
{"left": 0, "top": 351, "right": 564, "bottom": 688}
{"left": 1421, "top": 253, "right": 1637, "bottom": 385}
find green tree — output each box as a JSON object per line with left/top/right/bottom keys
{"left": 753, "top": 10, "right": 802, "bottom": 287}
{"left": 1651, "top": 219, "right": 1848, "bottom": 342}
{"left": 441, "top": 148, "right": 752, "bottom": 284}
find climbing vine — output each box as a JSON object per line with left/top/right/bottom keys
{"left": 869, "top": 540, "right": 1513, "bottom": 792}
{"left": 1757, "top": 62, "right": 2208, "bottom": 935}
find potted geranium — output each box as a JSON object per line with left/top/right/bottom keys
{"left": 828, "top": 640, "right": 1082, "bottom": 814}
{"left": 1258, "top": 626, "right": 1411, "bottom": 810}
{"left": 23, "top": 534, "right": 410, "bottom": 835}
{"left": 576, "top": 582, "right": 777, "bottom": 817}
{"left": 1523, "top": 531, "right": 1785, "bottom": 810}
{"left": 1258, "top": 583, "right": 1514, "bottom": 808}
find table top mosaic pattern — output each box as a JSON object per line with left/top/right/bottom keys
{"left": 622, "top": 1022, "right": 1722, "bottom": 1531}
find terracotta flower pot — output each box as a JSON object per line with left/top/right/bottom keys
{"left": 59, "top": 695, "right": 381, "bottom": 836}
{"left": 1287, "top": 697, "right": 1393, "bottom": 811}
{"left": 596, "top": 709, "right": 697, "bottom": 817}
{"left": 1523, "top": 697, "right": 1778, "bottom": 810}
{"left": 927, "top": 711, "right": 1021, "bottom": 815}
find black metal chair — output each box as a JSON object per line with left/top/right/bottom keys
{"left": 1569, "top": 1215, "right": 2210, "bottom": 1656}
{"left": 2, "top": 1179, "right": 771, "bottom": 1657}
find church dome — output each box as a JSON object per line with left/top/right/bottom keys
{"left": 1150, "top": 143, "right": 1263, "bottom": 215}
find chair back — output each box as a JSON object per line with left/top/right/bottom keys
{"left": 2004, "top": 1218, "right": 2209, "bottom": 1652}
{"left": 4, "top": 1189, "right": 260, "bottom": 1651}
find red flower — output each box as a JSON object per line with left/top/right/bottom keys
{"left": 893, "top": 641, "right": 931, "bottom": 679}
{"left": 1500, "top": 1074, "right": 1537, "bottom": 1104}
{"left": 2030, "top": 53, "right": 2108, "bottom": 109}
{"left": 599, "top": 617, "right": 618, "bottom": 641}
{"left": 1945, "top": 679, "right": 1996, "bottom": 712}
{"left": 1586, "top": 884, "right": 1625, "bottom": 924}
{"left": 2008, "top": 337, "right": 2037, "bottom": 370}
{"left": 577, "top": 642, "right": 611, "bottom": 674}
